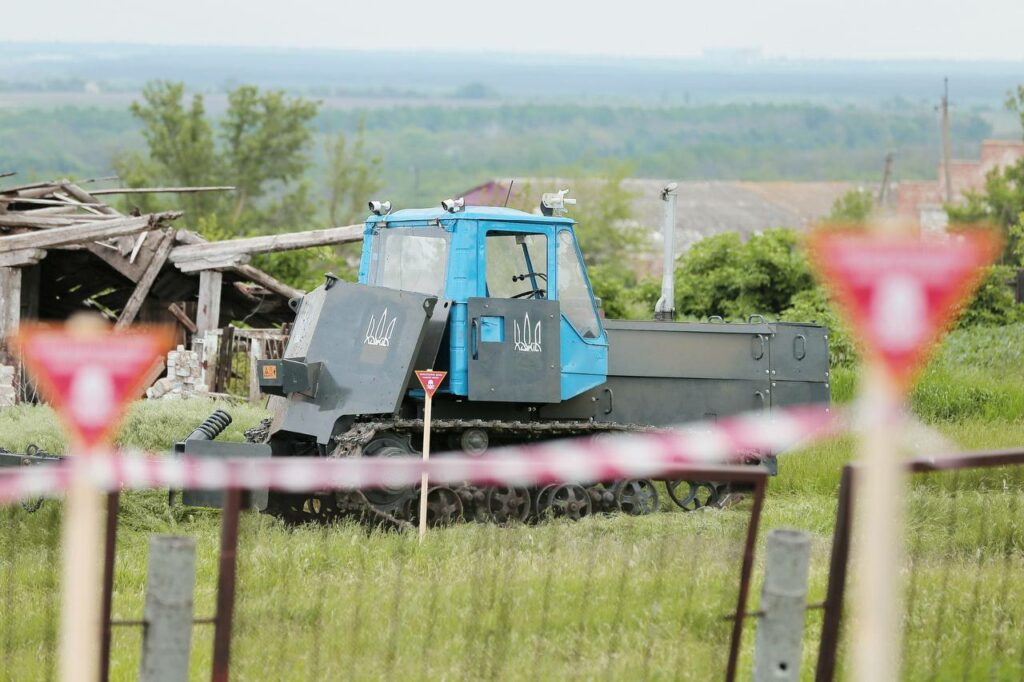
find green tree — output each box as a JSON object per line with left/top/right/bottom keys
{"left": 221, "top": 86, "right": 318, "bottom": 222}
{"left": 325, "top": 120, "right": 381, "bottom": 225}
{"left": 127, "top": 81, "right": 219, "bottom": 217}
{"left": 674, "top": 229, "right": 814, "bottom": 319}
{"left": 125, "top": 81, "right": 380, "bottom": 290}
{"left": 827, "top": 188, "right": 875, "bottom": 223}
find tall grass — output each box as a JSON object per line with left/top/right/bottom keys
{"left": 4, "top": 324, "right": 1024, "bottom": 679}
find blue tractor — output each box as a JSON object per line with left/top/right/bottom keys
{"left": 228, "top": 193, "right": 829, "bottom": 524}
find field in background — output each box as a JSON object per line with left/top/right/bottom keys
{"left": 4, "top": 323, "right": 1024, "bottom": 678}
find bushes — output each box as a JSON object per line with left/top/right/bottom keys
{"left": 674, "top": 229, "right": 814, "bottom": 319}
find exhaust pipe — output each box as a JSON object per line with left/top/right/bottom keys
{"left": 654, "top": 182, "right": 678, "bottom": 321}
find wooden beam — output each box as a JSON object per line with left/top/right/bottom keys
{"left": 0, "top": 267, "right": 21, "bottom": 338}
{"left": 173, "top": 230, "right": 304, "bottom": 300}
{"left": 115, "top": 230, "right": 176, "bottom": 329}
{"left": 0, "top": 212, "right": 181, "bottom": 252}
{"left": 0, "top": 196, "right": 105, "bottom": 207}
{"left": 90, "top": 186, "right": 235, "bottom": 196}
{"left": 196, "top": 270, "right": 223, "bottom": 334}
{"left": 59, "top": 183, "right": 120, "bottom": 216}
{"left": 234, "top": 264, "right": 303, "bottom": 300}
{"left": 167, "top": 303, "right": 198, "bottom": 334}
{"left": 176, "top": 255, "right": 250, "bottom": 273}
{"left": 0, "top": 249, "right": 46, "bottom": 267}
{"left": 168, "top": 224, "right": 363, "bottom": 263}
{"left": 0, "top": 214, "right": 100, "bottom": 229}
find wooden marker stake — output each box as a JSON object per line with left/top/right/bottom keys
{"left": 853, "top": 366, "right": 904, "bottom": 682}
{"left": 60, "top": 448, "right": 106, "bottom": 682}
{"left": 414, "top": 370, "right": 446, "bottom": 544}
{"left": 419, "top": 390, "right": 432, "bottom": 543}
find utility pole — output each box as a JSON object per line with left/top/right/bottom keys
{"left": 941, "top": 77, "right": 954, "bottom": 204}
{"left": 878, "top": 152, "right": 894, "bottom": 206}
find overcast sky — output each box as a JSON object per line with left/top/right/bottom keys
{"left": 4, "top": 0, "right": 1024, "bottom": 61}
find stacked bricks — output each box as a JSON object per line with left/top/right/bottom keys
{"left": 147, "top": 345, "right": 206, "bottom": 400}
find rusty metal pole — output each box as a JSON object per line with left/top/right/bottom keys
{"left": 98, "top": 491, "right": 120, "bottom": 682}
{"left": 210, "top": 488, "right": 241, "bottom": 682}
{"left": 816, "top": 465, "right": 855, "bottom": 682}
{"left": 726, "top": 474, "right": 767, "bottom": 682}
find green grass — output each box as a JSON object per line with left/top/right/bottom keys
{"left": 4, "top": 325, "right": 1024, "bottom": 680}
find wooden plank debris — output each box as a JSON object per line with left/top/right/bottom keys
{"left": 0, "top": 212, "right": 181, "bottom": 252}
{"left": 167, "top": 303, "right": 198, "bottom": 334}
{"left": 196, "top": 270, "right": 223, "bottom": 334}
{"left": 116, "top": 230, "right": 176, "bottom": 329}
{"left": 90, "top": 186, "right": 235, "bottom": 196}
{"left": 0, "top": 249, "right": 46, "bottom": 268}
{"left": 169, "top": 224, "right": 362, "bottom": 263}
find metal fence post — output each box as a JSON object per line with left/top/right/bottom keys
{"left": 139, "top": 535, "right": 197, "bottom": 682}
{"left": 753, "top": 528, "right": 812, "bottom": 682}
{"left": 211, "top": 487, "right": 242, "bottom": 682}
{"left": 98, "top": 491, "right": 120, "bottom": 682}
{"left": 816, "top": 465, "right": 855, "bottom": 682}
{"left": 726, "top": 474, "right": 768, "bottom": 682}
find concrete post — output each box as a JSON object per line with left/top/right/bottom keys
{"left": 753, "top": 528, "right": 812, "bottom": 682}
{"left": 139, "top": 535, "right": 197, "bottom": 682}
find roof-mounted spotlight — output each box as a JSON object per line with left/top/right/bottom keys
{"left": 441, "top": 197, "right": 465, "bottom": 213}
{"left": 540, "top": 189, "right": 576, "bottom": 217}
{"left": 368, "top": 200, "right": 392, "bottom": 216}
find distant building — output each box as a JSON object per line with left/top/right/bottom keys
{"left": 896, "top": 139, "right": 1024, "bottom": 230}
{"left": 461, "top": 177, "right": 871, "bottom": 276}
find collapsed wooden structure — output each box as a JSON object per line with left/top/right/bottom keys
{"left": 0, "top": 177, "right": 364, "bottom": 359}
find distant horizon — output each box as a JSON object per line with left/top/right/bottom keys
{"left": 2, "top": 0, "right": 1023, "bottom": 62}
{"left": 4, "top": 40, "right": 1024, "bottom": 67}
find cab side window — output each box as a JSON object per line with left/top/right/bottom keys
{"left": 485, "top": 232, "right": 548, "bottom": 299}
{"left": 557, "top": 231, "right": 602, "bottom": 339}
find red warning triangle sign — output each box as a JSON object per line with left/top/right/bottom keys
{"left": 14, "top": 324, "right": 173, "bottom": 450}
{"left": 415, "top": 370, "right": 447, "bottom": 399}
{"left": 808, "top": 230, "right": 999, "bottom": 392}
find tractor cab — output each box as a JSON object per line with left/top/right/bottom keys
{"left": 358, "top": 205, "right": 609, "bottom": 403}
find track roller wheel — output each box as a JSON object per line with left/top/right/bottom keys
{"left": 544, "top": 484, "right": 592, "bottom": 521}
{"left": 486, "top": 486, "right": 531, "bottom": 525}
{"left": 665, "top": 480, "right": 718, "bottom": 511}
{"left": 457, "top": 485, "right": 489, "bottom": 523}
{"left": 405, "top": 486, "right": 464, "bottom": 527}
{"left": 613, "top": 479, "right": 659, "bottom": 515}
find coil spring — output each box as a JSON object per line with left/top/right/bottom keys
{"left": 190, "top": 409, "right": 233, "bottom": 441}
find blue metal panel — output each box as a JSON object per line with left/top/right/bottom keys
{"left": 559, "top": 317, "right": 608, "bottom": 400}
{"left": 356, "top": 222, "right": 376, "bottom": 283}
{"left": 445, "top": 219, "right": 480, "bottom": 396}
{"left": 480, "top": 316, "right": 505, "bottom": 342}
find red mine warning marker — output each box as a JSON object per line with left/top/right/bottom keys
{"left": 808, "top": 230, "right": 999, "bottom": 392}
{"left": 14, "top": 322, "right": 172, "bottom": 450}
{"left": 415, "top": 370, "right": 447, "bottom": 398}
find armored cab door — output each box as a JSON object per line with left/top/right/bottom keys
{"left": 467, "top": 297, "right": 561, "bottom": 402}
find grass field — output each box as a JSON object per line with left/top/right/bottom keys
{"left": 3, "top": 324, "right": 1024, "bottom": 680}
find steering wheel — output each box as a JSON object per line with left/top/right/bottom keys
{"left": 512, "top": 288, "right": 546, "bottom": 299}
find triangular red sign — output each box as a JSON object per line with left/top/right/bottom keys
{"left": 415, "top": 370, "right": 447, "bottom": 399}
{"left": 808, "top": 230, "right": 998, "bottom": 391}
{"left": 14, "top": 324, "right": 173, "bottom": 450}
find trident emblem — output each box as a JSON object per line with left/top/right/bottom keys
{"left": 513, "top": 313, "right": 542, "bottom": 352}
{"left": 364, "top": 308, "right": 397, "bottom": 347}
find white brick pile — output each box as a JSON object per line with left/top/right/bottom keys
{"left": 147, "top": 345, "right": 206, "bottom": 400}
{"left": 0, "top": 365, "right": 14, "bottom": 407}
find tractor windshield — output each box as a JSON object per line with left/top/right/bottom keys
{"left": 370, "top": 228, "right": 450, "bottom": 296}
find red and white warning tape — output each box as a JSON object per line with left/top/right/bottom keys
{"left": 0, "top": 405, "right": 838, "bottom": 505}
